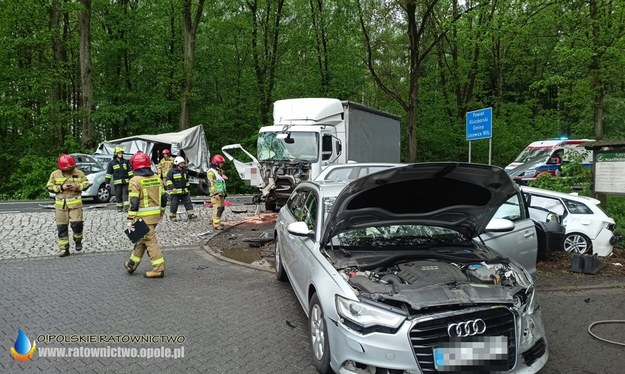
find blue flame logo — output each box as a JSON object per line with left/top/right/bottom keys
{"left": 10, "top": 329, "right": 36, "bottom": 362}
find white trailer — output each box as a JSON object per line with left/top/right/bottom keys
{"left": 223, "top": 98, "right": 401, "bottom": 211}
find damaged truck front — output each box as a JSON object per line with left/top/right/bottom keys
{"left": 222, "top": 98, "right": 401, "bottom": 211}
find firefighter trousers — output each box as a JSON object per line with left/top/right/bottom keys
{"left": 128, "top": 223, "right": 165, "bottom": 272}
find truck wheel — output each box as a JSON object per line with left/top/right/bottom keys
{"left": 265, "top": 200, "right": 277, "bottom": 212}
{"left": 198, "top": 179, "right": 209, "bottom": 195}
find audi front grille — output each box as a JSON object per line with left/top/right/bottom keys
{"left": 409, "top": 307, "right": 516, "bottom": 372}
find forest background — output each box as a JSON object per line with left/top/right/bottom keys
{"left": 1, "top": 0, "right": 625, "bottom": 216}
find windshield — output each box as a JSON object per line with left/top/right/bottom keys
{"left": 513, "top": 148, "right": 552, "bottom": 163}
{"left": 257, "top": 131, "right": 319, "bottom": 162}
{"left": 330, "top": 224, "right": 470, "bottom": 248}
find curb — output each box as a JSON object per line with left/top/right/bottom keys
{"left": 201, "top": 245, "right": 274, "bottom": 274}
{"left": 199, "top": 220, "right": 274, "bottom": 274}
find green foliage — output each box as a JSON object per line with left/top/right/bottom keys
{"left": 7, "top": 155, "right": 56, "bottom": 200}
{"left": 528, "top": 155, "right": 592, "bottom": 195}
{"left": 1, "top": 0, "right": 625, "bottom": 200}
{"left": 605, "top": 195, "right": 625, "bottom": 239}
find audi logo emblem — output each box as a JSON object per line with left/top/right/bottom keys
{"left": 447, "top": 319, "right": 487, "bottom": 338}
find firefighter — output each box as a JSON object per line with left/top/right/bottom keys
{"left": 157, "top": 149, "right": 174, "bottom": 185}
{"left": 105, "top": 146, "right": 133, "bottom": 212}
{"left": 123, "top": 151, "right": 167, "bottom": 278}
{"left": 165, "top": 156, "right": 196, "bottom": 221}
{"left": 207, "top": 154, "right": 228, "bottom": 230}
{"left": 46, "top": 154, "right": 90, "bottom": 257}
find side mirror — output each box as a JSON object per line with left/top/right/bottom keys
{"left": 484, "top": 218, "right": 515, "bottom": 232}
{"left": 287, "top": 221, "right": 314, "bottom": 238}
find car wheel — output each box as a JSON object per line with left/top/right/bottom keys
{"left": 94, "top": 183, "right": 111, "bottom": 203}
{"left": 309, "top": 293, "right": 331, "bottom": 373}
{"left": 275, "top": 233, "right": 287, "bottom": 281}
{"left": 563, "top": 233, "right": 592, "bottom": 254}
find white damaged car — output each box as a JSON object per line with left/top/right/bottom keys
{"left": 275, "top": 162, "right": 548, "bottom": 373}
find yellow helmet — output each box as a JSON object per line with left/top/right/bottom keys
{"left": 114, "top": 146, "right": 124, "bottom": 154}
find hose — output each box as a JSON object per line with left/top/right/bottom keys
{"left": 587, "top": 320, "right": 625, "bottom": 346}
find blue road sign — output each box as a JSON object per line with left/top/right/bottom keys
{"left": 466, "top": 107, "right": 492, "bottom": 140}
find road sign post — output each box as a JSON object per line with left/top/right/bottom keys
{"left": 466, "top": 107, "right": 493, "bottom": 164}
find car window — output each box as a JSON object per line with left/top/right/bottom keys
{"left": 325, "top": 168, "right": 352, "bottom": 181}
{"left": 286, "top": 189, "right": 310, "bottom": 222}
{"left": 526, "top": 194, "right": 566, "bottom": 216}
{"left": 563, "top": 199, "right": 593, "bottom": 214}
{"left": 303, "top": 194, "right": 318, "bottom": 231}
{"left": 77, "top": 163, "right": 104, "bottom": 175}
{"left": 493, "top": 194, "right": 526, "bottom": 222}
{"left": 356, "top": 166, "right": 388, "bottom": 178}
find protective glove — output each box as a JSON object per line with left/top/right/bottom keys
{"left": 126, "top": 221, "right": 135, "bottom": 232}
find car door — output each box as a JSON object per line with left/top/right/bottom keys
{"left": 479, "top": 193, "right": 538, "bottom": 274}
{"left": 281, "top": 188, "right": 318, "bottom": 301}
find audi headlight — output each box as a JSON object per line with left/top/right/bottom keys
{"left": 335, "top": 295, "right": 405, "bottom": 333}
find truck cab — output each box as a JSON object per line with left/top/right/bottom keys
{"left": 223, "top": 98, "right": 400, "bottom": 211}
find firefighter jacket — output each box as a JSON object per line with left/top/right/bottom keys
{"left": 207, "top": 167, "right": 227, "bottom": 196}
{"left": 46, "top": 168, "right": 90, "bottom": 209}
{"left": 165, "top": 167, "right": 190, "bottom": 194}
{"left": 127, "top": 170, "right": 166, "bottom": 225}
{"left": 105, "top": 157, "right": 134, "bottom": 185}
{"left": 158, "top": 157, "right": 174, "bottom": 180}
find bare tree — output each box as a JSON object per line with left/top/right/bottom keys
{"left": 180, "top": 0, "right": 206, "bottom": 130}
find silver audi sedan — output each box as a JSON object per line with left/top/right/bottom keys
{"left": 274, "top": 162, "right": 548, "bottom": 374}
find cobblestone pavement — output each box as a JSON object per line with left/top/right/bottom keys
{"left": 0, "top": 248, "right": 317, "bottom": 373}
{"left": 0, "top": 199, "right": 262, "bottom": 260}
{"left": 0, "top": 198, "right": 320, "bottom": 373}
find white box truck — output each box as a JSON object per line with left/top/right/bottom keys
{"left": 222, "top": 98, "right": 401, "bottom": 211}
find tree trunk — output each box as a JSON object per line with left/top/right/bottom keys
{"left": 180, "top": 0, "right": 206, "bottom": 130}
{"left": 50, "top": 0, "right": 64, "bottom": 148}
{"left": 79, "top": 0, "right": 95, "bottom": 150}
{"left": 248, "top": 0, "right": 285, "bottom": 127}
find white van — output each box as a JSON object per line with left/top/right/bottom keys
{"left": 505, "top": 138, "right": 593, "bottom": 184}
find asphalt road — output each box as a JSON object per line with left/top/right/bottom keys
{"left": 1, "top": 199, "right": 624, "bottom": 373}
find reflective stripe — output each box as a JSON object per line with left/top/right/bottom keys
{"left": 56, "top": 196, "right": 81, "bottom": 202}
{"left": 151, "top": 257, "right": 165, "bottom": 266}
{"left": 137, "top": 206, "right": 161, "bottom": 217}
{"left": 130, "top": 254, "right": 142, "bottom": 263}
{"left": 55, "top": 197, "right": 82, "bottom": 206}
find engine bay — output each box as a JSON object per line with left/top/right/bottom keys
{"left": 341, "top": 259, "right": 525, "bottom": 310}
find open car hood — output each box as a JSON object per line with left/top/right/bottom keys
{"left": 321, "top": 163, "right": 519, "bottom": 245}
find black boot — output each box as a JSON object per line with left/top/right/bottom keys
{"left": 124, "top": 260, "right": 137, "bottom": 274}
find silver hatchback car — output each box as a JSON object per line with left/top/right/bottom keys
{"left": 275, "top": 163, "right": 548, "bottom": 373}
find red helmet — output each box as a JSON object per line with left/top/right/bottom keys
{"left": 130, "top": 151, "right": 151, "bottom": 171}
{"left": 162, "top": 149, "right": 170, "bottom": 155}
{"left": 212, "top": 154, "right": 225, "bottom": 165}
{"left": 58, "top": 154, "right": 76, "bottom": 171}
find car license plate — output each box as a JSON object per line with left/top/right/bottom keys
{"left": 433, "top": 336, "right": 508, "bottom": 370}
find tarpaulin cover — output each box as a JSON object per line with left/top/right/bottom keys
{"left": 94, "top": 125, "right": 211, "bottom": 174}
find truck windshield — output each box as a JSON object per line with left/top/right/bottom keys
{"left": 257, "top": 131, "right": 319, "bottom": 162}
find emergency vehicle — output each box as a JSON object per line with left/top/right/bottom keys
{"left": 505, "top": 138, "right": 593, "bottom": 184}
